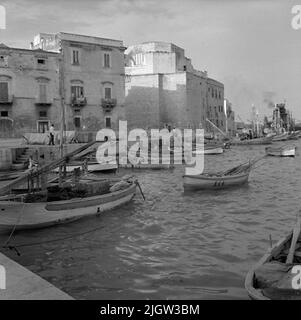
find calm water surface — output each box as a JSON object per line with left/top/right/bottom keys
{"left": 0, "top": 140, "right": 300, "bottom": 299}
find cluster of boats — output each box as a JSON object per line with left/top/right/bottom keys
{"left": 0, "top": 129, "right": 300, "bottom": 300}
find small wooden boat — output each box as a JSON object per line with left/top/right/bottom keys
{"left": 53, "top": 161, "right": 117, "bottom": 173}
{"left": 193, "top": 146, "right": 224, "bottom": 155}
{"left": 183, "top": 161, "right": 252, "bottom": 190}
{"left": 0, "top": 142, "right": 139, "bottom": 233}
{"left": 266, "top": 145, "right": 296, "bottom": 157}
{"left": 245, "top": 218, "right": 301, "bottom": 300}
{"left": 272, "top": 132, "right": 289, "bottom": 142}
{"left": 231, "top": 136, "right": 273, "bottom": 146}
{"left": 0, "top": 176, "right": 137, "bottom": 233}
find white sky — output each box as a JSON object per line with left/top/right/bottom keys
{"left": 0, "top": 0, "right": 300, "bottom": 122}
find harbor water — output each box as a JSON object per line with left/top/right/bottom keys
{"left": 0, "top": 140, "right": 300, "bottom": 299}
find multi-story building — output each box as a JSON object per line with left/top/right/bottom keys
{"left": 125, "top": 41, "right": 224, "bottom": 132}
{"left": 205, "top": 78, "right": 225, "bottom": 134}
{"left": 32, "top": 32, "right": 127, "bottom": 133}
{"left": 0, "top": 43, "right": 60, "bottom": 138}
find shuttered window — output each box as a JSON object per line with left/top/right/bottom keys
{"left": 39, "top": 84, "right": 47, "bottom": 103}
{"left": 0, "top": 82, "right": 8, "bottom": 102}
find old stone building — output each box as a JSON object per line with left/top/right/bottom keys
{"left": 125, "top": 42, "right": 225, "bottom": 132}
{"left": 205, "top": 78, "right": 225, "bottom": 133}
{"left": 0, "top": 43, "right": 60, "bottom": 138}
{"left": 32, "top": 32, "right": 127, "bottom": 134}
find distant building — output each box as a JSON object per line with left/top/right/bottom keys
{"left": 125, "top": 42, "right": 224, "bottom": 131}
{"left": 32, "top": 32, "right": 127, "bottom": 133}
{"left": 0, "top": 43, "right": 60, "bottom": 138}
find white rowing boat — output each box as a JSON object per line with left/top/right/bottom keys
{"left": 193, "top": 146, "right": 224, "bottom": 155}
{"left": 183, "top": 160, "right": 256, "bottom": 190}
{"left": 265, "top": 145, "right": 296, "bottom": 157}
{"left": 183, "top": 171, "right": 250, "bottom": 190}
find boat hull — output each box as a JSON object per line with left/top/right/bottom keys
{"left": 266, "top": 146, "right": 296, "bottom": 157}
{"left": 245, "top": 231, "right": 294, "bottom": 300}
{"left": 183, "top": 172, "right": 249, "bottom": 190}
{"left": 0, "top": 183, "right": 136, "bottom": 233}
{"left": 231, "top": 137, "right": 273, "bottom": 145}
{"left": 194, "top": 147, "right": 224, "bottom": 155}
{"left": 53, "top": 162, "right": 117, "bottom": 173}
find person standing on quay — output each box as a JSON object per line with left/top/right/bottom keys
{"left": 49, "top": 124, "right": 55, "bottom": 145}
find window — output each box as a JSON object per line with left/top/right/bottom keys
{"left": 39, "top": 111, "right": 47, "bottom": 118}
{"left": 104, "top": 87, "right": 112, "bottom": 99}
{"left": 72, "top": 50, "right": 80, "bottom": 65}
{"left": 183, "top": 65, "right": 186, "bottom": 71}
{"left": 219, "top": 91, "right": 221, "bottom": 99}
{"left": 39, "top": 84, "right": 47, "bottom": 103}
{"left": 37, "top": 121, "right": 49, "bottom": 133}
{"left": 134, "top": 53, "right": 145, "bottom": 65}
{"left": 37, "top": 59, "right": 46, "bottom": 65}
{"left": 0, "top": 111, "right": 8, "bottom": 117}
{"left": 104, "top": 53, "right": 111, "bottom": 68}
{"left": 211, "top": 89, "right": 214, "bottom": 98}
{"left": 74, "top": 117, "right": 81, "bottom": 128}
{"left": 0, "top": 82, "right": 9, "bottom": 102}
{"left": 71, "top": 85, "right": 84, "bottom": 98}
{"left": 105, "top": 117, "right": 111, "bottom": 128}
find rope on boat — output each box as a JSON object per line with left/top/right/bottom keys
{"left": 136, "top": 181, "right": 145, "bottom": 201}
{"left": 2, "top": 224, "right": 106, "bottom": 256}
{"left": 2, "top": 198, "right": 26, "bottom": 255}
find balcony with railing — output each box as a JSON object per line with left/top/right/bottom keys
{"left": 101, "top": 98, "right": 117, "bottom": 112}
{"left": 35, "top": 97, "right": 53, "bottom": 106}
{"left": 71, "top": 96, "right": 87, "bottom": 107}
{"left": 0, "top": 94, "right": 14, "bottom": 105}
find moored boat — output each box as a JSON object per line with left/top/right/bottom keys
{"left": 0, "top": 175, "right": 137, "bottom": 233}
{"left": 265, "top": 145, "right": 296, "bottom": 157}
{"left": 0, "top": 142, "right": 141, "bottom": 233}
{"left": 183, "top": 161, "right": 253, "bottom": 190}
{"left": 245, "top": 218, "right": 301, "bottom": 300}
{"left": 52, "top": 161, "right": 117, "bottom": 173}
{"left": 230, "top": 136, "right": 273, "bottom": 146}
{"left": 272, "top": 132, "right": 289, "bottom": 142}
{"left": 193, "top": 146, "right": 224, "bottom": 155}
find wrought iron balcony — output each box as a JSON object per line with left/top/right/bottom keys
{"left": 71, "top": 96, "right": 87, "bottom": 107}
{"left": 0, "top": 95, "right": 14, "bottom": 105}
{"left": 35, "top": 97, "right": 53, "bottom": 106}
{"left": 101, "top": 98, "right": 117, "bottom": 112}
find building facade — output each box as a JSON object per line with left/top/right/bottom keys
{"left": 0, "top": 43, "right": 60, "bottom": 138}
{"left": 205, "top": 78, "right": 225, "bottom": 133}
{"left": 125, "top": 42, "right": 224, "bottom": 132}
{"left": 32, "top": 32, "right": 127, "bottom": 134}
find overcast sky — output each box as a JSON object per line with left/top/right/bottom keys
{"left": 0, "top": 0, "right": 300, "bottom": 122}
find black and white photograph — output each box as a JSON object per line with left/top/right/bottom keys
{"left": 0, "top": 0, "right": 301, "bottom": 312}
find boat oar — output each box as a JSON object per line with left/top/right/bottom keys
{"left": 136, "top": 180, "right": 145, "bottom": 201}
{"left": 286, "top": 216, "right": 301, "bottom": 264}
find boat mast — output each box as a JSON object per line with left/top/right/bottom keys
{"left": 58, "top": 45, "right": 66, "bottom": 185}
{"left": 206, "top": 118, "right": 227, "bottom": 138}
